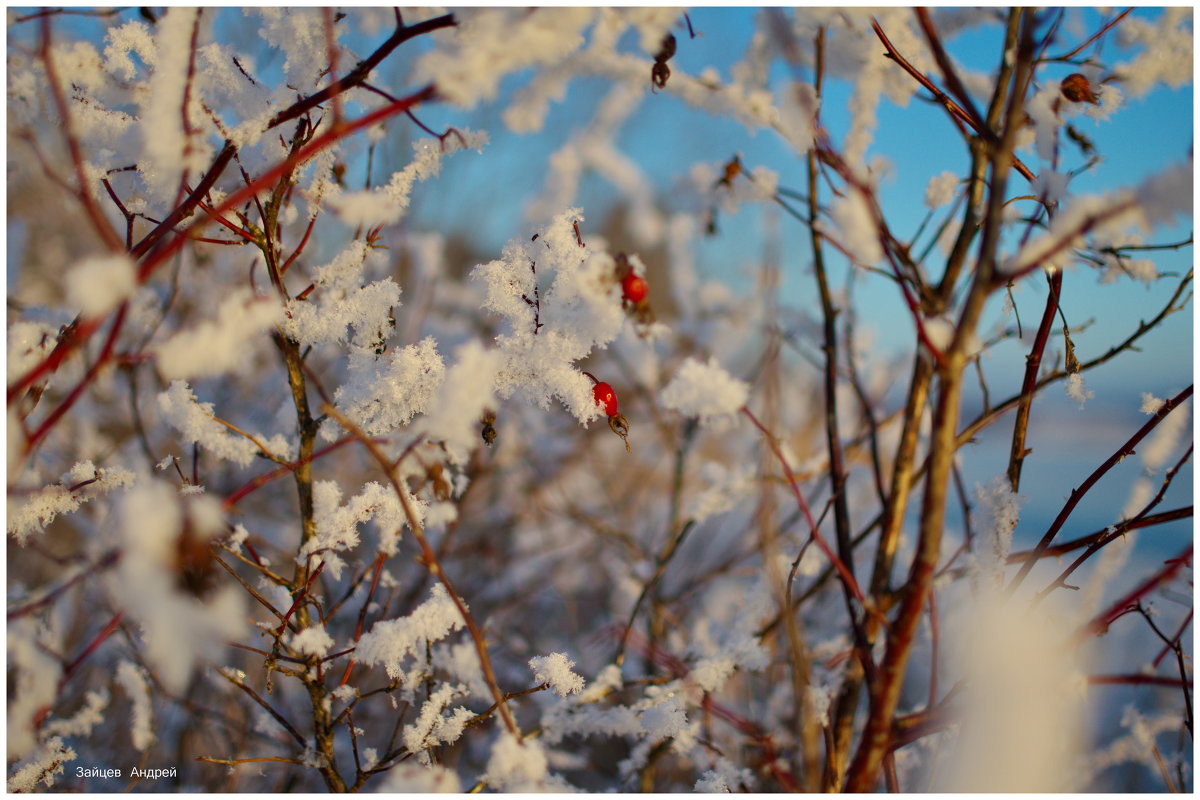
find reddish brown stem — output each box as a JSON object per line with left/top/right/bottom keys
{"left": 1006, "top": 269, "right": 1062, "bottom": 491}
{"left": 1008, "top": 383, "right": 1193, "bottom": 594}
{"left": 280, "top": 214, "right": 319, "bottom": 274}
{"left": 322, "top": 403, "right": 520, "bottom": 737}
{"left": 1152, "top": 610, "right": 1192, "bottom": 669}
{"left": 223, "top": 436, "right": 377, "bottom": 509}
{"left": 741, "top": 406, "right": 868, "bottom": 608}
{"left": 338, "top": 552, "right": 387, "bottom": 688}
{"left": 276, "top": 561, "right": 325, "bottom": 634}
{"left": 61, "top": 611, "right": 125, "bottom": 683}
{"left": 129, "top": 143, "right": 235, "bottom": 258}
{"left": 1047, "top": 8, "right": 1133, "bottom": 62}
{"left": 25, "top": 305, "right": 129, "bottom": 454}
{"left": 1075, "top": 544, "right": 1192, "bottom": 644}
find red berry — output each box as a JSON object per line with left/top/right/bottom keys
{"left": 621, "top": 273, "right": 648, "bottom": 305}
{"left": 593, "top": 382, "right": 619, "bottom": 416}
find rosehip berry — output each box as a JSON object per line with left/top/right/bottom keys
{"left": 1060, "top": 73, "right": 1100, "bottom": 105}
{"left": 621, "top": 273, "right": 648, "bottom": 305}
{"left": 593, "top": 382, "right": 619, "bottom": 417}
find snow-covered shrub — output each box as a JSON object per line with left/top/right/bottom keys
{"left": 7, "top": 7, "right": 1192, "bottom": 793}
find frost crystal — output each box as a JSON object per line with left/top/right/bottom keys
{"left": 157, "top": 381, "right": 266, "bottom": 467}
{"left": 116, "top": 661, "right": 155, "bottom": 751}
{"left": 7, "top": 461, "right": 135, "bottom": 544}
{"left": 6, "top": 737, "right": 76, "bottom": 793}
{"left": 1065, "top": 373, "right": 1094, "bottom": 408}
{"left": 529, "top": 652, "right": 585, "bottom": 697}
{"left": 402, "top": 684, "right": 473, "bottom": 764}
{"left": 1139, "top": 392, "right": 1165, "bottom": 414}
{"left": 973, "top": 476, "right": 1023, "bottom": 579}
{"left": 660, "top": 357, "right": 749, "bottom": 426}
{"left": 355, "top": 584, "right": 465, "bottom": 682}
{"left": 472, "top": 208, "right": 628, "bottom": 424}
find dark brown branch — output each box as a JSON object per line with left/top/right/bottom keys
{"left": 266, "top": 14, "right": 455, "bottom": 131}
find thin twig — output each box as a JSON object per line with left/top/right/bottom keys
{"left": 322, "top": 404, "right": 520, "bottom": 737}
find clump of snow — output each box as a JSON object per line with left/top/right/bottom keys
{"left": 1002, "top": 159, "right": 1192, "bottom": 277}
{"left": 7, "top": 321, "right": 57, "bottom": 383}
{"left": 252, "top": 8, "right": 326, "bottom": 93}
{"left": 484, "top": 731, "right": 551, "bottom": 792}
{"left": 402, "top": 683, "right": 474, "bottom": 764}
{"left": 65, "top": 255, "right": 136, "bottom": 317}
{"left": 158, "top": 380, "right": 290, "bottom": 467}
{"left": 973, "top": 476, "right": 1023, "bottom": 579}
{"left": 417, "top": 8, "right": 596, "bottom": 107}
{"left": 471, "top": 208, "right": 629, "bottom": 425}
{"left": 354, "top": 584, "right": 465, "bottom": 684}
{"left": 299, "top": 480, "right": 408, "bottom": 575}
{"left": 6, "top": 737, "right": 76, "bottom": 793}
{"left": 138, "top": 9, "right": 212, "bottom": 203}
{"left": 331, "top": 336, "right": 446, "bottom": 437}
{"left": 8, "top": 617, "right": 64, "bottom": 761}
{"left": 924, "top": 170, "right": 959, "bottom": 209}
{"left": 374, "top": 763, "right": 462, "bottom": 793}
{"left": 1065, "top": 372, "right": 1094, "bottom": 408}
{"left": 43, "top": 690, "right": 109, "bottom": 738}
{"left": 1114, "top": 8, "right": 1193, "bottom": 97}
{"left": 291, "top": 625, "right": 334, "bottom": 657}
{"left": 660, "top": 357, "right": 749, "bottom": 426}
{"left": 417, "top": 341, "right": 501, "bottom": 465}
{"left": 940, "top": 596, "right": 1086, "bottom": 791}
{"left": 1139, "top": 392, "right": 1164, "bottom": 414}
{"left": 529, "top": 652, "right": 585, "bottom": 697}
{"left": 106, "top": 482, "right": 245, "bottom": 693}
{"left": 155, "top": 289, "right": 281, "bottom": 379}
{"left": 688, "top": 462, "right": 755, "bottom": 523}
{"left": 829, "top": 188, "right": 883, "bottom": 265}
{"left": 116, "top": 661, "right": 155, "bottom": 751}
{"left": 281, "top": 241, "right": 395, "bottom": 347}
{"left": 103, "top": 19, "right": 157, "bottom": 80}
{"left": 8, "top": 461, "right": 136, "bottom": 544}
{"left": 326, "top": 130, "right": 488, "bottom": 228}
{"left": 1139, "top": 397, "right": 1189, "bottom": 471}
{"left": 696, "top": 757, "right": 755, "bottom": 792}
